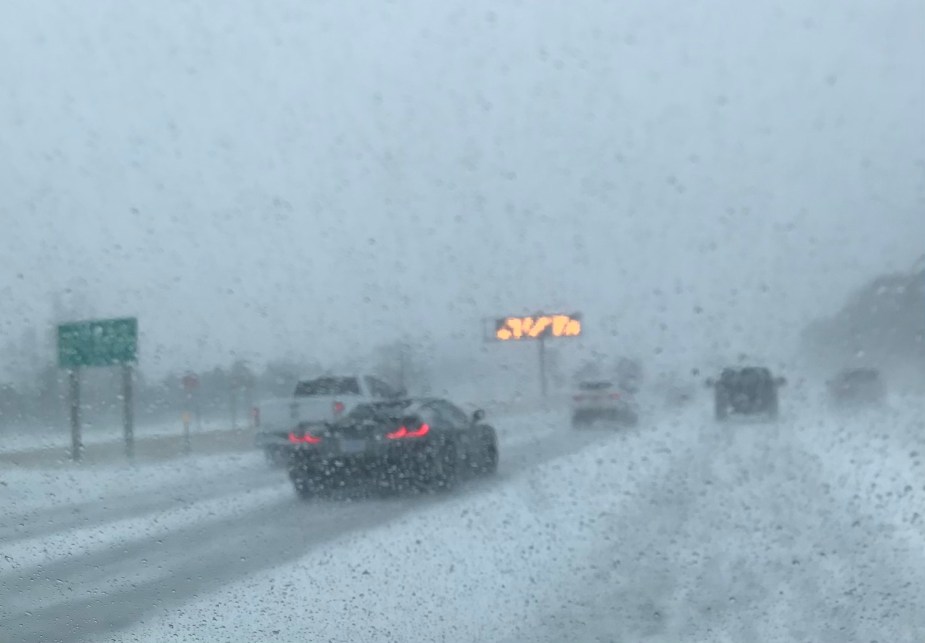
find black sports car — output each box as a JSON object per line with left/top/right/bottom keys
{"left": 708, "top": 366, "right": 785, "bottom": 421}
{"left": 287, "top": 398, "right": 498, "bottom": 499}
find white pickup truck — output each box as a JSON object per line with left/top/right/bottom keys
{"left": 255, "top": 375, "right": 405, "bottom": 464}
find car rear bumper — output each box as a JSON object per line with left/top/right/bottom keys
{"left": 288, "top": 439, "right": 439, "bottom": 488}
{"left": 289, "top": 437, "right": 434, "bottom": 467}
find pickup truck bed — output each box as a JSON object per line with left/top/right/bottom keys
{"left": 255, "top": 375, "right": 401, "bottom": 464}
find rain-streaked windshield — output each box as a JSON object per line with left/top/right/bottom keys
{"left": 1, "top": 2, "right": 923, "bottom": 642}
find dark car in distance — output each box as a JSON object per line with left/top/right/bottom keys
{"left": 287, "top": 398, "right": 498, "bottom": 499}
{"left": 827, "top": 368, "right": 886, "bottom": 407}
{"left": 708, "top": 366, "right": 785, "bottom": 421}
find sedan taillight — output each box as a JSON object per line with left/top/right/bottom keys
{"left": 289, "top": 431, "right": 322, "bottom": 444}
{"left": 386, "top": 423, "right": 430, "bottom": 440}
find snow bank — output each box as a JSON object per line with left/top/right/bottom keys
{"left": 0, "top": 418, "right": 239, "bottom": 455}
{"left": 0, "top": 452, "right": 268, "bottom": 514}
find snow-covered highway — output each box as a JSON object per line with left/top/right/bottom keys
{"left": 2, "top": 401, "right": 923, "bottom": 642}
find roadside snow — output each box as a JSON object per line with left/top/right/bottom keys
{"left": 0, "top": 418, "right": 238, "bottom": 455}
{"left": 0, "top": 452, "right": 268, "bottom": 514}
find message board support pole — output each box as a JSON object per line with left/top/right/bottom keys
{"left": 538, "top": 334, "right": 548, "bottom": 399}
{"left": 69, "top": 369, "right": 81, "bottom": 462}
{"left": 230, "top": 385, "right": 238, "bottom": 430}
{"left": 122, "top": 363, "right": 134, "bottom": 460}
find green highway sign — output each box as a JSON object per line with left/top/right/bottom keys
{"left": 57, "top": 317, "right": 138, "bottom": 369}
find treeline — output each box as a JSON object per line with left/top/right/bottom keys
{"left": 0, "top": 358, "right": 310, "bottom": 430}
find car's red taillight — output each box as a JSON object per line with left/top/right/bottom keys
{"left": 406, "top": 423, "right": 430, "bottom": 438}
{"left": 289, "top": 431, "right": 322, "bottom": 444}
{"left": 333, "top": 401, "right": 345, "bottom": 416}
{"left": 386, "top": 423, "right": 430, "bottom": 440}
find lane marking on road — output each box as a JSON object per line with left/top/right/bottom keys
{"left": 0, "top": 485, "right": 294, "bottom": 577}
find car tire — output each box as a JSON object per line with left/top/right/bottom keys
{"left": 427, "top": 440, "right": 459, "bottom": 492}
{"left": 479, "top": 429, "right": 498, "bottom": 476}
{"left": 377, "top": 463, "right": 406, "bottom": 495}
{"left": 291, "top": 475, "right": 318, "bottom": 501}
{"left": 289, "top": 458, "right": 324, "bottom": 500}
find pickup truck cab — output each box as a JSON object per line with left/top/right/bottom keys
{"left": 255, "top": 375, "right": 405, "bottom": 464}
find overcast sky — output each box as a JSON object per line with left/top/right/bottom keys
{"left": 1, "top": 0, "right": 922, "bottom": 377}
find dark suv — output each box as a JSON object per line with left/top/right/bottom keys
{"left": 827, "top": 368, "right": 885, "bottom": 407}
{"left": 708, "top": 367, "right": 785, "bottom": 421}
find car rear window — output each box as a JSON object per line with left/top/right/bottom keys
{"left": 294, "top": 377, "right": 361, "bottom": 396}
{"left": 344, "top": 401, "right": 414, "bottom": 423}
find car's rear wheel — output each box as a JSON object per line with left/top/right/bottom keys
{"left": 289, "top": 461, "right": 324, "bottom": 501}
{"left": 291, "top": 475, "right": 318, "bottom": 501}
{"left": 426, "top": 440, "right": 458, "bottom": 492}
{"left": 376, "top": 463, "right": 407, "bottom": 495}
{"left": 479, "top": 430, "right": 498, "bottom": 476}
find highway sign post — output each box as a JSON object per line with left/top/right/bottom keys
{"left": 67, "top": 369, "right": 80, "bottom": 462}
{"left": 489, "top": 313, "right": 582, "bottom": 398}
{"left": 182, "top": 372, "right": 202, "bottom": 432}
{"left": 182, "top": 412, "right": 192, "bottom": 456}
{"left": 57, "top": 317, "right": 138, "bottom": 461}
